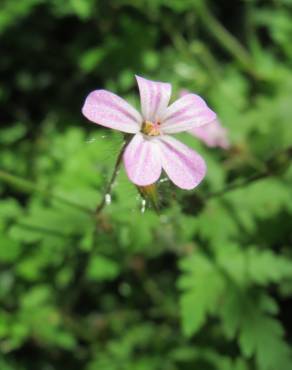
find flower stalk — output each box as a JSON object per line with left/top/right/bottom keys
{"left": 137, "top": 183, "right": 160, "bottom": 213}
{"left": 95, "top": 135, "right": 131, "bottom": 216}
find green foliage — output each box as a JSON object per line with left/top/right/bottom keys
{"left": 179, "top": 245, "right": 292, "bottom": 370}
{"left": 178, "top": 253, "right": 225, "bottom": 337}
{"left": 86, "top": 255, "right": 120, "bottom": 281}
{"left": 1, "top": 0, "right": 292, "bottom": 369}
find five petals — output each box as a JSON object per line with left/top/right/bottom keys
{"left": 82, "top": 77, "right": 216, "bottom": 189}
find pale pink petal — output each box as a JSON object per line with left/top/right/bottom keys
{"left": 161, "top": 94, "right": 216, "bottom": 134}
{"left": 136, "top": 75, "right": 171, "bottom": 123}
{"left": 82, "top": 90, "right": 142, "bottom": 133}
{"left": 190, "top": 119, "right": 230, "bottom": 149}
{"left": 179, "top": 89, "right": 190, "bottom": 97}
{"left": 159, "top": 135, "right": 206, "bottom": 190}
{"left": 123, "top": 133, "right": 162, "bottom": 186}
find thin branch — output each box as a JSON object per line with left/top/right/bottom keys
{"left": 0, "top": 169, "right": 92, "bottom": 214}
{"left": 205, "top": 146, "right": 292, "bottom": 200}
{"left": 66, "top": 136, "right": 131, "bottom": 310}
{"left": 195, "top": 1, "right": 260, "bottom": 79}
{"left": 206, "top": 171, "right": 269, "bottom": 199}
{"left": 15, "top": 222, "right": 71, "bottom": 239}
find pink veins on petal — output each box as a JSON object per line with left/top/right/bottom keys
{"left": 82, "top": 75, "right": 216, "bottom": 189}
{"left": 179, "top": 89, "right": 229, "bottom": 149}
{"left": 190, "top": 119, "right": 230, "bottom": 149}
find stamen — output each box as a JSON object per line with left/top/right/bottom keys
{"left": 141, "top": 121, "right": 160, "bottom": 136}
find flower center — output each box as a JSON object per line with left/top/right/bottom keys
{"left": 141, "top": 120, "right": 161, "bottom": 136}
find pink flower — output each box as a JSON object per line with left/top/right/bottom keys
{"left": 190, "top": 120, "right": 230, "bottom": 149}
{"left": 82, "top": 76, "right": 216, "bottom": 189}
{"left": 180, "top": 89, "right": 229, "bottom": 150}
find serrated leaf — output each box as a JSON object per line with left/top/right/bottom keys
{"left": 247, "top": 248, "right": 292, "bottom": 285}
{"left": 178, "top": 253, "right": 224, "bottom": 336}
{"left": 216, "top": 244, "right": 292, "bottom": 288}
{"left": 219, "top": 289, "right": 292, "bottom": 370}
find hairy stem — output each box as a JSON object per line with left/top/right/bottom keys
{"left": 95, "top": 136, "right": 131, "bottom": 216}
{"left": 68, "top": 138, "right": 132, "bottom": 310}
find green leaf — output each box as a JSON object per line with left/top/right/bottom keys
{"left": 247, "top": 247, "right": 292, "bottom": 285}
{"left": 0, "top": 123, "right": 27, "bottom": 144}
{"left": 0, "top": 234, "right": 21, "bottom": 262}
{"left": 0, "top": 199, "right": 22, "bottom": 226}
{"left": 240, "top": 310, "right": 292, "bottom": 370}
{"left": 220, "top": 290, "right": 292, "bottom": 370}
{"left": 215, "top": 244, "right": 292, "bottom": 287}
{"left": 20, "top": 285, "right": 52, "bottom": 309}
{"left": 178, "top": 253, "right": 224, "bottom": 336}
{"left": 86, "top": 255, "right": 120, "bottom": 281}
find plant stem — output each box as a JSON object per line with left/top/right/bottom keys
{"left": 68, "top": 138, "right": 131, "bottom": 310}
{"left": 15, "top": 222, "right": 71, "bottom": 238}
{"left": 195, "top": 1, "right": 259, "bottom": 78}
{"left": 206, "top": 171, "right": 269, "bottom": 199}
{"left": 136, "top": 184, "right": 160, "bottom": 213}
{"left": 205, "top": 146, "right": 292, "bottom": 199}
{"left": 0, "top": 168, "right": 92, "bottom": 214}
{"left": 95, "top": 136, "right": 130, "bottom": 215}
{"left": 0, "top": 136, "right": 131, "bottom": 219}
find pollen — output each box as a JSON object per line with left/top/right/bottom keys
{"left": 141, "top": 120, "right": 161, "bottom": 136}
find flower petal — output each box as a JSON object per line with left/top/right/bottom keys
{"left": 82, "top": 90, "right": 142, "bottom": 133}
{"left": 159, "top": 135, "right": 206, "bottom": 190}
{"left": 123, "top": 133, "right": 162, "bottom": 186}
{"left": 161, "top": 93, "right": 216, "bottom": 134}
{"left": 136, "top": 75, "right": 171, "bottom": 122}
{"left": 190, "top": 119, "right": 230, "bottom": 149}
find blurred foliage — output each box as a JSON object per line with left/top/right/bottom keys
{"left": 1, "top": 0, "right": 292, "bottom": 369}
